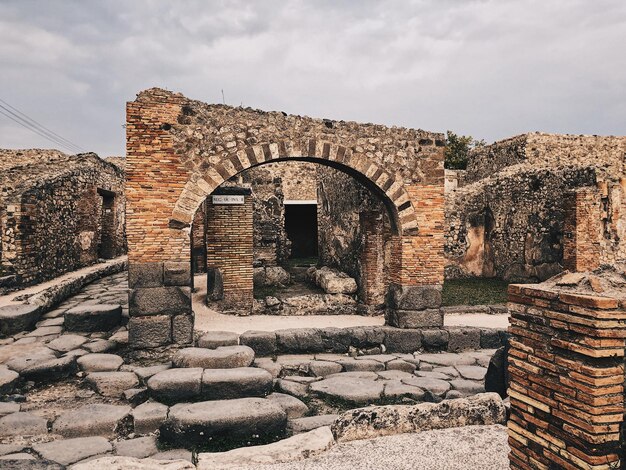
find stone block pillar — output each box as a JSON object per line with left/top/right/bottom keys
{"left": 128, "top": 261, "right": 193, "bottom": 348}
{"left": 205, "top": 187, "right": 254, "bottom": 312}
{"left": 507, "top": 283, "right": 625, "bottom": 469}
{"left": 563, "top": 188, "right": 602, "bottom": 272}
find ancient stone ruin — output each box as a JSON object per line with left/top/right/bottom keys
{"left": 0, "top": 88, "right": 625, "bottom": 468}
{"left": 0, "top": 149, "right": 126, "bottom": 292}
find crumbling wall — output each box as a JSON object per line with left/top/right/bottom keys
{"left": 0, "top": 150, "right": 126, "bottom": 288}
{"left": 317, "top": 166, "right": 392, "bottom": 304}
{"left": 445, "top": 166, "right": 597, "bottom": 281}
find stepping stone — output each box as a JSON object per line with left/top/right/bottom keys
{"left": 449, "top": 379, "right": 486, "bottom": 395}
{"left": 26, "top": 326, "right": 63, "bottom": 337}
{"left": 201, "top": 367, "right": 273, "bottom": 400}
{"left": 309, "top": 360, "right": 343, "bottom": 377}
{"left": 134, "top": 363, "right": 171, "bottom": 383}
{"left": 0, "top": 443, "right": 25, "bottom": 456}
{"left": 86, "top": 372, "right": 140, "bottom": 397}
{"left": 377, "top": 370, "right": 415, "bottom": 381}
{"left": 405, "top": 376, "right": 451, "bottom": 397}
{"left": 336, "top": 358, "right": 384, "bottom": 372}
{"left": 287, "top": 415, "right": 338, "bottom": 434}
{"left": 20, "top": 355, "right": 77, "bottom": 382}
{"left": 152, "top": 449, "right": 193, "bottom": 462}
{"left": 456, "top": 365, "right": 488, "bottom": 381}
{"left": 172, "top": 346, "right": 254, "bottom": 369}
{"left": 4, "top": 346, "right": 56, "bottom": 372}
{"left": 113, "top": 436, "right": 158, "bottom": 459}
{"left": 83, "top": 339, "right": 116, "bottom": 353}
{"left": 47, "top": 334, "right": 88, "bottom": 353}
{"left": 197, "top": 331, "right": 239, "bottom": 349}
{"left": 53, "top": 404, "right": 131, "bottom": 438}
{"left": 0, "top": 402, "right": 20, "bottom": 417}
{"left": 383, "top": 380, "right": 426, "bottom": 401}
{"left": 73, "top": 456, "right": 194, "bottom": 469}
{"left": 147, "top": 368, "right": 202, "bottom": 402}
{"left": 0, "top": 304, "right": 39, "bottom": 336}
{"left": 65, "top": 305, "right": 122, "bottom": 332}
{"left": 78, "top": 354, "right": 124, "bottom": 372}
{"left": 132, "top": 402, "right": 169, "bottom": 435}
{"left": 33, "top": 436, "right": 112, "bottom": 465}
{"left": 239, "top": 330, "right": 277, "bottom": 356}
{"left": 417, "top": 353, "right": 476, "bottom": 367}
{"left": 0, "top": 367, "right": 19, "bottom": 394}
{"left": 414, "top": 370, "right": 450, "bottom": 380}
{"left": 310, "top": 376, "right": 384, "bottom": 404}
{"left": 386, "top": 359, "right": 416, "bottom": 373}
{"left": 253, "top": 358, "right": 282, "bottom": 378}
{"left": 196, "top": 426, "right": 335, "bottom": 469}
{"left": 0, "top": 412, "right": 48, "bottom": 437}
{"left": 275, "top": 378, "right": 309, "bottom": 398}
{"left": 160, "top": 398, "right": 287, "bottom": 449}
{"left": 266, "top": 393, "right": 309, "bottom": 418}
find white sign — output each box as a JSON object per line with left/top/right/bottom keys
{"left": 212, "top": 195, "right": 244, "bottom": 205}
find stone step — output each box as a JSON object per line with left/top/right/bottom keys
{"left": 65, "top": 304, "right": 122, "bottom": 332}
{"left": 0, "top": 304, "right": 40, "bottom": 336}
{"left": 147, "top": 366, "right": 273, "bottom": 403}
{"left": 172, "top": 346, "right": 255, "bottom": 369}
{"left": 159, "top": 397, "right": 287, "bottom": 450}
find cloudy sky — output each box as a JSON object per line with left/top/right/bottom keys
{"left": 1, "top": 0, "right": 625, "bottom": 157}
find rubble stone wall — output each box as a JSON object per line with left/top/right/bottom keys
{"left": 0, "top": 150, "right": 126, "bottom": 288}
{"left": 317, "top": 166, "right": 392, "bottom": 304}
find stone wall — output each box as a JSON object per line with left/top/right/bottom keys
{"left": 0, "top": 149, "right": 126, "bottom": 289}
{"left": 446, "top": 166, "right": 597, "bottom": 281}
{"left": 507, "top": 268, "right": 626, "bottom": 469}
{"left": 446, "top": 133, "right": 626, "bottom": 281}
{"left": 317, "top": 165, "right": 392, "bottom": 304}
{"left": 465, "top": 133, "right": 626, "bottom": 184}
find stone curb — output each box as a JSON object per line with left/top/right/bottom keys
{"left": 331, "top": 392, "right": 506, "bottom": 442}
{"left": 196, "top": 426, "right": 335, "bottom": 469}
{"left": 24, "top": 257, "right": 127, "bottom": 315}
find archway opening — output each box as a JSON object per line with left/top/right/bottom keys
{"left": 190, "top": 159, "right": 396, "bottom": 328}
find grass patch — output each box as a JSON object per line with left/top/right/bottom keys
{"left": 442, "top": 278, "right": 510, "bottom": 306}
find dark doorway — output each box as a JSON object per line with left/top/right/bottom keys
{"left": 285, "top": 204, "right": 318, "bottom": 259}
{"left": 97, "top": 188, "right": 116, "bottom": 259}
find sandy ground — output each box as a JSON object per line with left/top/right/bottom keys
{"left": 237, "top": 425, "right": 510, "bottom": 470}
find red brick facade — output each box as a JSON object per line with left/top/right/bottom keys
{"left": 563, "top": 188, "right": 602, "bottom": 273}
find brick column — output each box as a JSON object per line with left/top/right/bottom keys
{"left": 205, "top": 187, "right": 254, "bottom": 312}
{"left": 360, "top": 211, "right": 386, "bottom": 306}
{"left": 563, "top": 188, "right": 602, "bottom": 272}
{"left": 507, "top": 284, "right": 625, "bottom": 469}
{"left": 386, "top": 183, "right": 445, "bottom": 329}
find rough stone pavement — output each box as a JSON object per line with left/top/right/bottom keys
{"left": 237, "top": 424, "right": 509, "bottom": 470}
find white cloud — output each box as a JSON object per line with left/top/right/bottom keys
{"left": 0, "top": 0, "right": 625, "bottom": 156}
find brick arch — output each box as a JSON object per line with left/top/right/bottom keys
{"left": 170, "top": 139, "right": 418, "bottom": 236}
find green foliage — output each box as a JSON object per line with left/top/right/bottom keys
{"left": 444, "top": 131, "right": 485, "bottom": 170}
{"left": 442, "top": 278, "right": 510, "bottom": 306}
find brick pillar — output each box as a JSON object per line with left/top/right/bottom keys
{"left": 385, "top": 183, "right": 445, "bottom": 329}
{"left": 563, "top": 188, "right": 602, "bottom": 272}
{"left": 205, "top": 187, "right": 253, "bottom": 312}
{"left": 360, "top": 211, "right": 386, "bottom": 306}
{"left": 507, "top": 284, "right": 625, "bottom": 469}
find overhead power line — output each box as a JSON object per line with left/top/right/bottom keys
{"left": 0, "top": 99, "right": 87, "bottom": 154}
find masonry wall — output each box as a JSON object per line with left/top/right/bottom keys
{"left": 0, "top": 150, "right": 126, "bottom": 288}
{"left": 317, "top": 166, "right": 392, "bottom": 304}
{"left": 205, "top": 192, "right": 254, "bottom": 310}
{"left": 507, "top": 280, "right": 626, "bottom": 469}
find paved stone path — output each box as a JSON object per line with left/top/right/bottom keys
{"left": 0, "top": 272, "right": 503, "bottom": 467}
